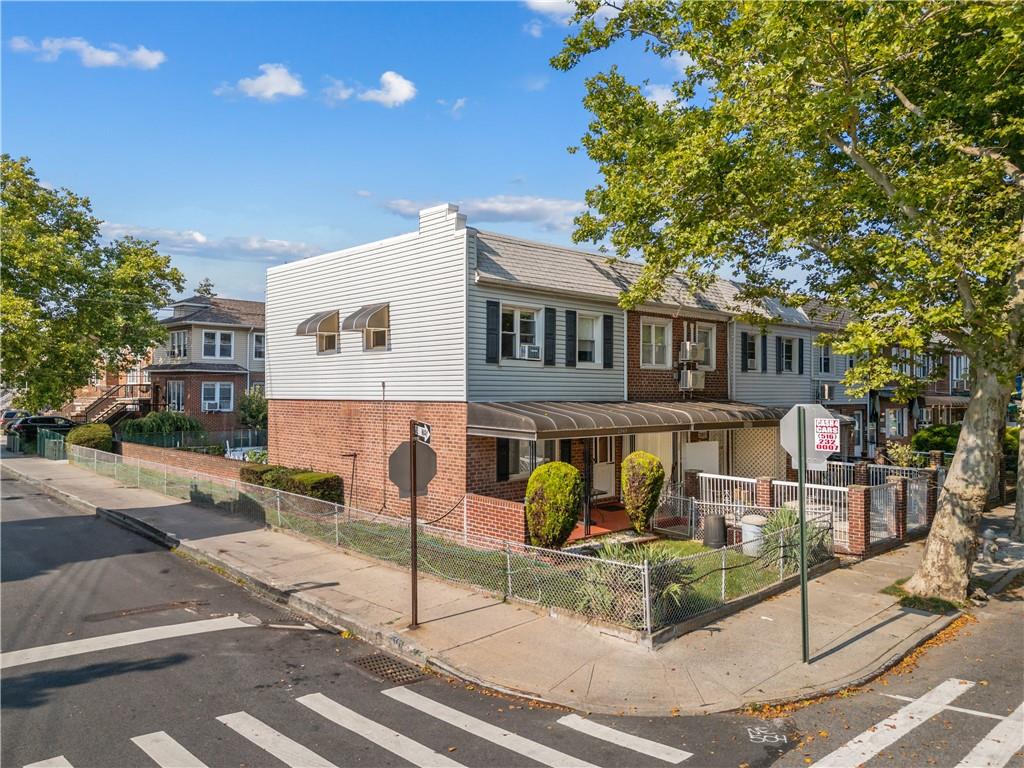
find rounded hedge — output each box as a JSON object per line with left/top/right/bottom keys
{"left": 620, "top": 451, "right": 666, "bottom": 534}
{"left": 66, "top": 423, "right": 113, "bottom": 452}
{"left": 524, "top": 461, "right": 582, "bottom": 549}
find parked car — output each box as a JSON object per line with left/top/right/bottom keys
{"left": 1, "top": 409, "right": 31, "bottom": 432}
{"left": 8, "top": 416, "right": 77, "bottom": 442}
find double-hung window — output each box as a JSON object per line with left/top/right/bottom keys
{"left": 577, "top": 315, "right": 599, "bottom": 364}
{"left": 640, "top": 319, "right": 670, "bottom": 368}
{"left": 203, "top": 330, "right": 233, "bottom": 359}
{"left": 201, "top": 382, "right": 233, "bottom": 412}
{"left": 819, "top": 344, "right": 832, "bottom": 374}
{"left": 695, "top": 323, "right": 716, "bottom": 370}
{"left": 744, "top": 333, "right": 758, "bottom": 371}
{"left": 169, "top": 330, "right": 188, "bottom": 358}
{"left": 780, "top": 338, "right": 795, "bottom": 373}
{"left": 166, "top": 380, "right": 185, "bottom": 412}
{"left": 506, "top": 439, "right": 555, "bottom": 479}
{"left": 253, "top": 333, "right": 265, "bottom": 359}
{"left": 501, "top": 307, "right": 540, "bottom": 361}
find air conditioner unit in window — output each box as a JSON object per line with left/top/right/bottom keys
{"left": 678, "top": 341, "right": 706, "bottom": 363}
{"left": 952, "top": 378, "right": 968, "bottom": 391}
{"left": 203, "top": 402, "right": 221, "bottom": 412}
{"left": 519, "top": 344, "right": 541, "bottom": 361}
{"left": 678, "top": 370, "right": 706, "bottom": 391}
{"left": 817, "top": 383, "right": 835, "bottom": 401}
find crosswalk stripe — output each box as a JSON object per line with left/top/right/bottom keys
{"left": 0, "top": 615, "right": 252, "bottom": 669}
{"left": 24, "top": 758, "right": 73, "bottom": 768}
{"left": 217, "top": 711, "right": 337, "bottom": 768}
{"left": 132, "top": 731, "right": 209, "bottom": 767}
{"left": 881, "top": 693, "right": 1007, "bottom": 721}
{"left": 953, "top": 701, "right": 1024, "bottom": 768}
{"left": 557, "top": 714, "right": 692, "bottom": 764}
{"left": 383, "top": 685, "right": 600, "bottom": 768}
{"left": 297, "top": 692, "right": 465, "bottom": 768}
{"left": 814, "top": 678, "right": 975, "bottom": 767}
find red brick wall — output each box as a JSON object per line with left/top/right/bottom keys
{"left": 626, "top": 310, "right": 729, "bottom": 401}
{"left": 268, "top": 399, "right": 467, "bottom": 522}
{"left": 465, "top": 494, "right": 526, "bottom": 543}
{"left": 150, "top": 373, "right": 263, "bottom": 431}
{"left": 117, "top": 441, "right": 243, "bottom": 481}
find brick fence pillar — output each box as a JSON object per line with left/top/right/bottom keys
{"left": 847, "top": 485, "right": 871, "bottom": 557}
{"left": 684, "top": 469, "right": 700, "bottom": 499}
{"left": 924, "top": 468, "right": 939, "bottom": 526}
{"left": 928, "top": 450, "right": 944, "bottom": 469}
{"left": 785, "top": 454, "right": 797, "bottom": 482}
{"left": 755, "top": 476, "right": 774, "bottom": 508}
{"left": 889, "top": 476, "right": 907, "bottom": 540}
{"left": 854, "top": 461, "right": 870, "bottom": 486}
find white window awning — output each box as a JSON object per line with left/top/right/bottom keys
{"left": 341, "top": 303, "right": 390, "bottom": 332}
{"left": 296, "top": 310, "right": 339, "bottom": 336}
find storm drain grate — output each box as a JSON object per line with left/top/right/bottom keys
{"left": 349, "top": 653, "right": 427, "bottom": 685}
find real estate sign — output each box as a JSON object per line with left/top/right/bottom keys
{"left": 780, "top": 403, "right": 836, "bottom": 471}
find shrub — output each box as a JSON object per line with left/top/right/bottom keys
{"left": 910, "top": 424, "right": 961, "bottom": 454}
{"left": 524, "top": 461, "right": 582, "bottom": 548}
{"left": 261, "top": 466, "right": 301, "bottom": 490}
{"left": 620, "top": 451, "right": 666, "bottom": 533}
{"left": 885, "top": 441, "right": 925, "bottom": 467}
{"left": 284, "top": 471, "right": 344, "bottom": 503}
{"left": 239, "top": 463, "right": 288, "bottom": 485}
{"left": 237, "top": 388, "right": 268, "bottom": 430}
{"left": 245, "top": 449, "right": 268, "bottom": 464}
{"left": 66, "top": 423, "right": 113, "bottom": 452}
{"left": 121, "top": 411, "right": 204, "bottom": 436}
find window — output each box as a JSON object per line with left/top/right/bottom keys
{"left": 695, "top": 323, "right": 716, "bottom": 370}
{"left": 317, "top": 333, "right": 338, "bottom": 354}
{"left": 919, "top": 407, "right": 933, "bottom": 426}
{"left": 640, "top": 319, "right": 671, "bottom": 368}
{"left": 951, "top": 355, "right": 969, "bottom": 388}
{"left": 577, "top": 315, "right": 599, "bottom": 364}
{"left": 166, "top": 380, "right": 185, "bottom": 412}
{"left": 819, "top": 344, "right": 832, "bottom": 374}
{"left": 202, "top": 330, "right": 233, "bottom": 358}
{"left": 781, "top": 338, "right": 795, "bottom": 372}
{"left": 253, "top": 333, "right": 265, "bottom": 359}
{"left": 501, "top": 307, "right": 540, "bottom": 360}
{"left": 201, "top": 382, "right": 233, "bottom": 412}
{"left": 169, "top": 330, "right": 188, "bottom": 358}
{"left": 506, "top": 439, "right": 555, "bottom": 479}
{"left": 885, "top": 407, "right": 907, "bottom": 438}
{"left": 364, "top": 328, "right": 389, "bottom": 350}
{"left": 594, "top": 435, "right": 613, "bottom": 464}
{"left": 743, "top": 333, "right": 758, "bottom": 371}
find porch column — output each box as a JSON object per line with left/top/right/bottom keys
{"left": 847, "top": 485, "right": 871, "bottom": 557}
{"left": 854, "top": 461, "right": 870, "bottom": 486}
{"left": 889, "top": 476, "right": 907, "bottom": 541}
{"left": 755, "top": 477, "right": 774, "bottom": 508}
{"left": 684, "top": 469, "right": 700, "bottom": 499}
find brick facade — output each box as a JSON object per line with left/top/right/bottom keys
{"left": 464, "top": 494, "right": 526, "bottom": 543}
{"left": 117, "top": 441, "right": 243, "bottom": 481}
{"left": 149, "top": 372, "right": 263, "bottom": 431}
{"left": 626, "top": 310, "right": 729, "bottom": 401}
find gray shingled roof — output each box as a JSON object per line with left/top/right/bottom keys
{"left": 472, "top": 229, "right": 825, "bottom": 328}
{"left": 145, "top": 362, "right": 249, "bottom": 374}
{"left": 161, "top": 296, "right": 265, "bottom": 328}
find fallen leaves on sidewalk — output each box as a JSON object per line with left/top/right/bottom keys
{"left": 879, "top": 613, "right": 977, "bottom": 680}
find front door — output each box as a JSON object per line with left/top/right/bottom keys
{"left": 591, "top": 436, "right": 615, "bottom": 500}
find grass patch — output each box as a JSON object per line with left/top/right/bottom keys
{"left": 882, "top": 577, "right": 963, "bottom": 613}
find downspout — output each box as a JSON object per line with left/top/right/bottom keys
{"left": 245, "top": 327, "right": 254, "bottom": 391}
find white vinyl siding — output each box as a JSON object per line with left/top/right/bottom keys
{"left": 731, "top": 322, "right": 814, "bottom": 408}
{"left": 809, "top": 332, "right": 865, "bottom": 406}
{"left": 266, "top": 205, "right": 468, "bottom": 401}
{"left": 202, "top": 330, "right": 233, "bottom": 359}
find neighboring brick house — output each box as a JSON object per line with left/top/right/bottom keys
{"left": 146, "top": 296, "right": 265, "bottom": 431}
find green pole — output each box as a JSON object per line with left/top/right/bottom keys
{"left": 797, "top": 405, "right": 810, "bottom": 664}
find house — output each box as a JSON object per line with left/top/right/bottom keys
{"left": 58, "top": 356, "right": 153, "bottom": 423}
{"left": 145, "top": 295, "right": 265, "bottom": 430}
{"left": 265, "top": 204, "right": 860, "bottom": 540}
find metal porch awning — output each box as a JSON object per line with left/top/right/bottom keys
{"left": 341, "top": 302, "right": 390, "bottom": 332}
{"left": 467, "top": 400, "right": 787, "bottom": 441}
{"left": 296, "top": 309, "right": 339, "bottom": 336}
{"left": 923, "top": 395, "right": 970, "bottom": 408}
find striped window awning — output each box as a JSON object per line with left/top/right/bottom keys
{"left": 295, "top": 309, "right": 339, "bottom": 336}
{"left": 923, "top": 395, "right": 970, "bottom": 408}
{"left": 467, "top": 400, "right": 787, "bottom": 440}
{"left": 341, "top": 303, "right": 390, "bottom": 332}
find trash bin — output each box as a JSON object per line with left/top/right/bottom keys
{"left": 703, "top": 514, "right": 726, "bottom": 550}
{"left": 741, "top": 514, "right": 768, "bottom": 556}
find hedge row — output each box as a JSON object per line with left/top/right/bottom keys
{"left": 67, "top": 423, "right": 113, "bottom": 452}
{"left": 238, "top": 462, "right": 344, "bottom": 503}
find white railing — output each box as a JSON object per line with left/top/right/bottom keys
{"left": 869, "top": 483, "right": 897, "bottom": 542}
{"left": 907, "top": 475, "right": 928, "bottom": 530}
{"left": 698, "top": 473, "right": 757, "bottom": 505}
{"left": 772, "top": 480, "right": 849, "bottom": 551}
{"left": 804, "top": 461, "right": 856, "bottom": 487}
{"left": 869, "top": 464, "right": 924, "bottom": 485}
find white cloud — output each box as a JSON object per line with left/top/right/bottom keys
{"left": 644, "top": 83, "right": 675, "bottom": 107}
{"left": 355, "top": 190, "right": 373, "bottom": 198}
{"left": 523, "top": 19, "right": 544, "bottom": 38}
{"left": 322, "top": 76, "right": 354, "bottom": 105}
{"left": 358, "top": 71, "right": 416, "bottom": 108}
{"left": 384, "top": 194, "right": 584, "bottom": 232}
{"left": 103, "top": 223, "right": 321, "bottom": 263}
{"left": 216, "top": 63, "right": 306, "bottom": 101}
{"left": 9, "top": 36, "right": 166, "bottom": 69}
{"left": 523, "top": 0, "right": 574, "bottom": 21}
{"left": 665, "top": 52, "right": 694, "bottom": 76}
{"left": 524, "top": 75, "right": 549, "bottom": 92}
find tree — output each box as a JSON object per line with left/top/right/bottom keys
{"left": 237, "top": 387, "right": 268, "bottom": 430}
{"left": 195, "top": 277, "right": 216, "bottom": 297}
{"left": 1, "top": 156, "right": 184, "bottom": 412}
{"left": 553, "top": 2, "right": 1023, "bottom": 600}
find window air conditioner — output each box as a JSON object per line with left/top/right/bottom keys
{"left": 203, "top": 402, "right": 221, "bottom": 412}
{"left": 519, "top": 344, "right": 541, "bottom": 361}
{"left": 952, "top": 378, "right": 968, "bottom": 391}
{"left": 818, "top": 383, "right": 834, "bottom": 401}
{"left": 678, "top": 370, "right": 706, "bottom": 391}
{"left": 678, "top": 341, "right": 705, "bottom": 363}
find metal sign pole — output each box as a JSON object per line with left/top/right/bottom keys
{"left": 797, "top": 405, "right": 810, "bottom": 663}
{"left": 409, "top": 420, "right": 419, "bottom": 629}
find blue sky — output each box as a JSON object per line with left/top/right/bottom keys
{"left": 3, "top": 1, "right": 683, "bottom": 300}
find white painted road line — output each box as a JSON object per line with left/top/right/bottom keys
{"left": 882, "top": 693, "right": 1008, "bottom": 721}
{"left": 297, "top": 692, "right": 465, "bottom": 768}
{"left": 132, "top": 731, "right": 209, "bottom": 767}
{"left": 383, "top": 685, "right": 600, "bottom": 768}
{"left": 558, "top": 714, "right": 692, "bottom": 764}
{"left": 814, "top": 678, "right": 975, "bottom": 768}
{"left": 217, "top": 711, "right": 337, "bottom": 768}
{"left": 0, "top": 615, "right": 252, "bottom": 669}
{"left": 24, "top": 758, "right": 74, "bottom": 768}
{"left": 953, "top": 701, "right": 1024, "bottom": 768}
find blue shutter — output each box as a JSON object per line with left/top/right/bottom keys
{"left": 761, "top": 333, "right": 768, "bottom": 373}
{"left": 602, "top": 314, "right": 614, "bottom": 369}
{"left": 740, "top": 331, "right": 749, "bottom": 372}
{"left": 544, "top": 307, "right": 556, "bottom": 366}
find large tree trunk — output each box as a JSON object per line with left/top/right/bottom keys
{"left": 904, "top": 369, "right": 1010, "bottom": 601}
{"left": 1013, "top": 428, "right": 1023, "bottom": 542}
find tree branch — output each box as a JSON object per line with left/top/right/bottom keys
{"left": 825, "top": 132, "right": 920, "bottom": 222}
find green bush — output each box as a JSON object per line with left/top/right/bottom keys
{"left": 284, "top": 471, "right": 344, "bottom": 503}
{"left": 885, "top": 441, "right": 925, "bottom": 467}
{"left": 620, "top": 451, "right": 666, "bottom": 533}
{"left": 121, "top": 411, "right": 205, "bottom": 435}
{"left": 239, "top": 463, "right": 288, "bottom": 485}
{"left": 261, "top": 466, "right": 302, "bottom": 490}
{"left": 237, "top": 388, "right": 268, "bottom": 430}
{"left": 66, "top": 423, "right": 113, "bottom": 452}
{"left": 245, "top": 449, "right": 268, "bottom": 464}
{"left": 524, "top": 461, "right": 582, "bottom": 548}
{"left": 910, "top": 424, "right": 961, "bottom": 454}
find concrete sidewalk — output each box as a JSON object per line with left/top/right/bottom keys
{"left": 2, "top": 452, "right": 967, "bottom": 716}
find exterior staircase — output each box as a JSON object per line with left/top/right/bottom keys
{"left": 83, "top": 383, "right": 154, "bottom": 424}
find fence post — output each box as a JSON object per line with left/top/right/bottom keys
{"left": 334, "top": 503, "right": 340, "bottom": 546}
{"left": 642, "top": 560, "right": 653, "bottom": 634}
{"left": 275, "top": 489, "right": 282, "bottom": 527}
{"left": 755, "top": 476, "right": 774, "bottom": 508}
{"left": 890, "top": 476, "right": 907, "bottom": 540}
{"left": 847, "top": 485, "right": 871, "bottom": 557}
{"left": 505, "top": 542, "right": 513, "bottom": 599}
{"left": 720, "top": 548, "right": 727, "bottom": 601}
{"left": 163, "top": 466, "right": 168, "bottom": 496}
{"left": 689, "top": 498, "right": 696, "bottom": 539}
